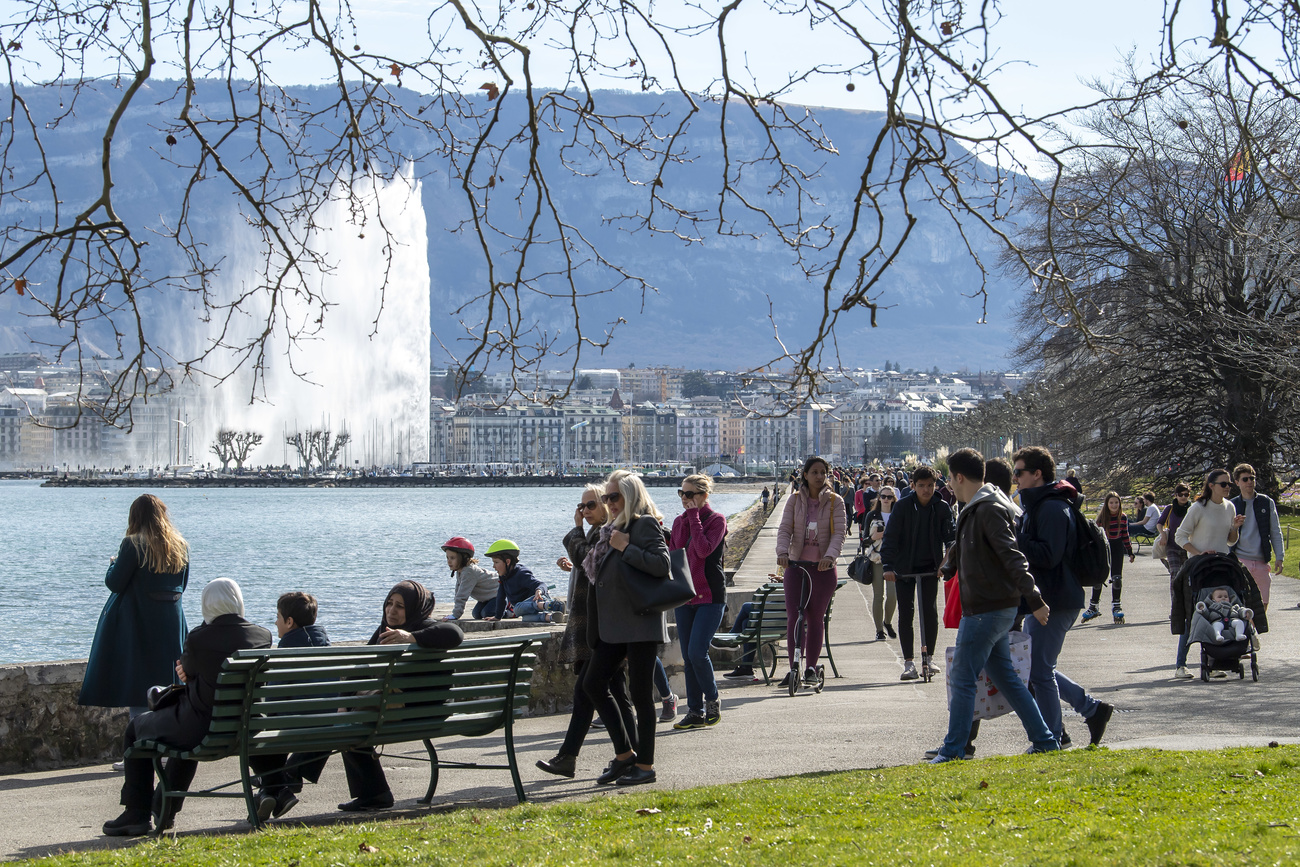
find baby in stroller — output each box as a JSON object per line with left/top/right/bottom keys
{"left": 1191, "top": 587, "right": 1253, "bottom": 645}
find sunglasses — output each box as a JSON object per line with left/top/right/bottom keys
{"left": 578, "top": 500, "right": 599, "bottom": 510}
{"left": 601, "top": 492, "right": 623, "bottom": 504}
{"left": 1214, "top": 480, "right": 1231, "bottom": 488}
{"left": 1238, "top": 476, "right": 1255, "bottom": 483}
{"left": 1012, "top": 467, "right": 1031, "bottom": 477}
{"left": 677, "top": 489, "right": 702, "bottom": 499}
{"left": 880, "top": 495, "right": 896, "bottom": 500}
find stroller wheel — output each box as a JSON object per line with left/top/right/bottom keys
{"left": 1200, "top": 665, "right": 1209, "bottom": 682}
{"left": 1251, "top": 656, "right": 1260, "bottom": 682}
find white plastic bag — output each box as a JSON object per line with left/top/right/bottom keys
{"left": 944, "top": 629, "right": 1033, "bottom": 721}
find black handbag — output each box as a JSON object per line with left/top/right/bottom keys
{"left": 622, "top": 548, "right": 697, "bottom": 615}
{"left": 146, "top": 683, "right": 186, "bottom": 711}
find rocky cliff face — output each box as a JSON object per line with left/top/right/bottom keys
{"left": 1, "top": 85, "right": 1022, "bottom": 371}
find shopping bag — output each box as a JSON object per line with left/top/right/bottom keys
{"left": 944, "top": 630, "right": 1032, "bottom": 721}
{"left": 942, "top": 575, "right": 962, "bottom": 629}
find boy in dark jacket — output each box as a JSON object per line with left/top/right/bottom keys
{"left": 248, "top": 592, "right": 331, "bottom": 820}
{"left": 930, "top": 449, "right": 1057, "bottom": 763}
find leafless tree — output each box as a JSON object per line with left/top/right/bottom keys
{"left": 211, "top": 428, "right": 264, "bottom": 470}
{"left": 286, "top": 428, "right": 350, "bottom": 472}
{"left": 1014, "top": 72, "right": 1300, "bottom": 493}
{"left": 6, "top": 1, "right": 1300, "bottom": 423}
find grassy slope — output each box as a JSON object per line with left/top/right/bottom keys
{"left": 44, "top": 747, "right": 1300, "bottom": 867}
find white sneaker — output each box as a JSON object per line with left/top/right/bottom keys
{"left": 1174, "top": 666, "right": 1193, "bottom": 680}
{"left": 112, "top": 760, "right": 125, "bottom": 771}
{"left": 900, "top": 660, "right": 919, "bottom": 681}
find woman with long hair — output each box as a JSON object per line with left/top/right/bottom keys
{"left": 1175, "top": 469, "right": 1244, "bottom": 557}
{"left": 862, "top": 485, "right": 899, "bottom": 640}
{"left": 81, "top": 494, "right": 191, "bottom": 727}
{"left": 536, "top": 484, "right": 637, "bottom": 778}
{"left": 669, "top": 474, "right": 728, "bottom": 730}
{"left": 581, "top": 469, "right": 671, "bottom": 787}
{"left": 1082, "top": 492, "right": 1134, "bottom": 623}
{"left": 775, "top": 456, "right": 846, "bottom": 689}
{"left": 102, "top": 578, "right": 272, "bottom": 836}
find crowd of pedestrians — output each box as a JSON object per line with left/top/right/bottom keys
{"left": 84, "top": 450, "right": 1287, "bottom": 834}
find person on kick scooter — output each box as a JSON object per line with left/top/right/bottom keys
{"left": 775, "top": 456, "right": 846, "bottom": 692}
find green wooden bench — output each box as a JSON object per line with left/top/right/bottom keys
{"left": 711, "top": 579, "right": 848, "bottom": 684}
{"left": 124, "top": 633, "right": 542, "bottom": 832}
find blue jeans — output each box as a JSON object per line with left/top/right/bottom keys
{"left": 675, "top": 603, "right": 725, "bottom": 713}
{"left": 1024, "top": 607, "right": 1100, "bottom": 739}
{"left": 472, "top": 598, "right": 496, "bottom": 619}
{"left": 1175, "top": 631, "right": 1191, "bottom": 668}
{"left": 940, "top": 607, "right": 1056, "bottom": 758}
{"left": 512, "top": 595, "right": 560, "bottom": 622}
{"left": 730, "top": 601, "right": 757, "bottom": 663}
{"left": 653, "top": 656, "right": 672, "bottom": 699}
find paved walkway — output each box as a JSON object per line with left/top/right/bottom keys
{"left": 5, "top": 500, "right": 1300, "bottom": 860}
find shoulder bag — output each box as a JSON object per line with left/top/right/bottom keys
{"left": 622, "top": 547, "right": 696, "bottom": 615}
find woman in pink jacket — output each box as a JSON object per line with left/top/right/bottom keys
{"left": 776, "top": 456, "right": 846, "bottom": 689}
{"left": 668, "top": 474, "right": 729, "bottom": 730}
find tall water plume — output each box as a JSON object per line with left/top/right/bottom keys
{"left": 154, "top": 170, "right": 431, "bottom": 470}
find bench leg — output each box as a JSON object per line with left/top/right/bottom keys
{"left": 505, "top": 713, "right": 526, "bottom": 803}
{"left": 418, "top": 740, "right": 440, "bottom": 805}
{"left": 150, "top": 755, "right": 170, "bottom": 839}
{"left": 239, "top": 753, "right": 263, "bottom": 830}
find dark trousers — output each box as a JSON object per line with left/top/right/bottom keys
{"left": 896, "top": 573, "right": 939, "bottom": 660}
{"left": 1090, "top": 540, "right": 1126, "bottom": 606}
{"left": 248, "top": 752, "right": 331, "bottom": 794}
{"left": 582, "top": 640, "right": 658, "bottom": 766}
{"left": 341, "top": 748, "right": 393, "bottom": 800}
{"left": 559, "top": 658, "right": 636, "bottom": 757}
{"left": 119, "top": 717, "right": 198, "bottom": 811}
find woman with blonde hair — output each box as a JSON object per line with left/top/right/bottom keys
{"left": 537, "top": 483, "right": 637, "bottom": 778}
{"left": 581, "top": 469, "right": 671, "bottom": 786}
{"left": 81, "top": 494, "right": 191, "bottom": 723}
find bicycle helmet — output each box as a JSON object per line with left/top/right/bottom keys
{"left": 485, "top": 539, "right": 521, "bottom": 558}
{"left": 440, "top": 536, "right": 475, "bottom": 555}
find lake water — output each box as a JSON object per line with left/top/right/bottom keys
{"left": 0, "top": 480, "right": 761, "bottom": 664}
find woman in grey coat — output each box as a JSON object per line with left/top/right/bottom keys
{"left": 581, "top": 469, "right": 671, "bottom": 787}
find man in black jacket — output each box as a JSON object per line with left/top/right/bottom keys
{"left": 930, "top": 449, "right": 1057, "bottom": 762}
{"left": 881, "top": 465, "right": 956, "bottom": 680}
{"left": 1013, "top": 446, "right": 1113, "bottom": 747}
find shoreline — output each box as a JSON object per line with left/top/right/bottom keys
{"left": 33, "top": 474, "right": 784, "bottom": 489}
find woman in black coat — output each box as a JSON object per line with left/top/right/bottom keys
{"left": 337, "top": 580, "right": 464, "bottom": 812}
{"left": 536, "top": 483, "right": 637, "bottom": 778}
{"left": 581, "top": 469, "right": 671, "bottom": 787}
{"left": 102, "top": 578, "right": 272, "bottom": 837}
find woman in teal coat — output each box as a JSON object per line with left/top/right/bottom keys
{"left": 80, "top": 494, "right": 190, "bottom": 714}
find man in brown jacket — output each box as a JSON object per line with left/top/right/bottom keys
{"left": 928, "top": 448, "right": 1059, "bottom": 763}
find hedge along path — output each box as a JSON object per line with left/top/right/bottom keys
{"left": 37, "top": 747, "right": 1300, "bottom": 866}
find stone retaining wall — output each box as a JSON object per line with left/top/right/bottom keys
{"left": 0, "top": 621, "right": 687, "bottom": 774}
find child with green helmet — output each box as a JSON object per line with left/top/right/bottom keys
{"left": 484, "top": 539, "right": 566, "bottom": 623}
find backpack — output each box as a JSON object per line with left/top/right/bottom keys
{"left": 1065, "top": 507, "right": 1112, "bottom": 589}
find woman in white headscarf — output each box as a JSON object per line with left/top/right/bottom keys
{"left": 103, "top": 578, "right": 272, "bottom": 837}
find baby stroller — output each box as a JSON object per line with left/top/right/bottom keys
{"left": 1176, "top": 553, "right": 1263, "bottom": 682}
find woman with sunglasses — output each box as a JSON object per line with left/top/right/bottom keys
{"left": 669, "top": 474, "right": 728, "bottom": 730}
{"left": 537, "top": 484, "right": 637, "bottom": 778}
{"left": 1172, "top": 469, "right": 1245, "bottom": 678}
{"left": 862, "top": 485, "right": 899, "bottom": 640}
{"left": 1175, "top": 469, "right": 1244, "bottom": 558}
{"left": 581, "top": 469, "right": 671, "bottom": 786}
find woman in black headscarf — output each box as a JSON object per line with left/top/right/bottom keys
{"left": 338, "top": 580, "right": 464, "bottom": 812}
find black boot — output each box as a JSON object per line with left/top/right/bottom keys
{"left": 536, "top": 754, "right": 577, "bottom": 778}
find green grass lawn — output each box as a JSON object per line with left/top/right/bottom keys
{"left": 44, "top": 746, "right": 1300, "bottom": 866}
